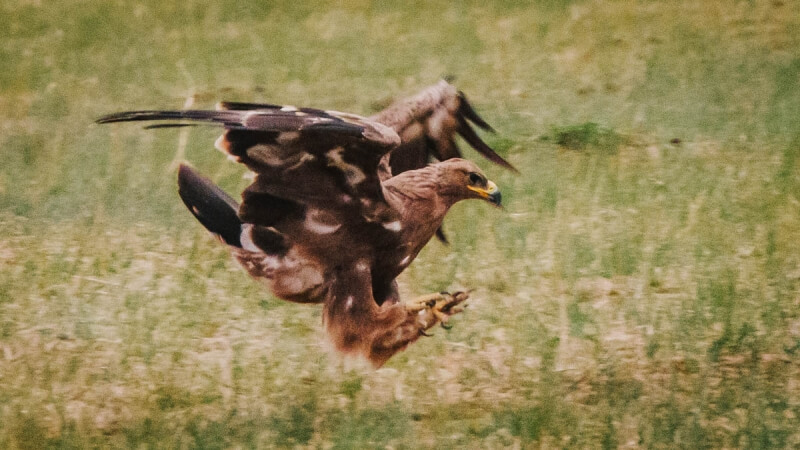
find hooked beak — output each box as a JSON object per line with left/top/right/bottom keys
{"left": 468, "top": 180, "right": 502, "bottom": 207}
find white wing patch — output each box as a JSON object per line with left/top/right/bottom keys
{"left": 215, "top": 134, "right": 241, "bottom": 162}
{"left": 355, "top": 259, "right": 370, "bottom": 273}
{"left": 326, "top": 146, "right": 366, "bottom": 186}
{"left": 304, "top": 208, "right": 341, "bottom": 234}
{"left": 276, "top": 131, "right": 300, "bottom": 144}
{"left": 399, "top": 254, "right": 411, "bottom": 267}
{"left": 240, "top": 224, "right": 261, "bottom": 252}
{"left": 382, "top": 220, "right": 402, "bottom": 232}
{"left": 214, "top": 134, "right": 229, "bottom": 152}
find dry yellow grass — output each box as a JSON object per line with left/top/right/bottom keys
{"left": 2, "top": 0, "right": 800, "bottom": 447}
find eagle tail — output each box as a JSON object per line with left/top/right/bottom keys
{"left": 177, "top": 164, "right": 243, "bottom": 248}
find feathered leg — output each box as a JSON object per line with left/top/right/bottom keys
{"left": 365, "top": 291, "right": 469, "bottom": 366}
{"left": 323, "top": 266, "right": 469, "bottom": 367}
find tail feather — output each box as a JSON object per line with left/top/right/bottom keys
{"left": 177, "top": 164, "right": 243, "bottom": 247}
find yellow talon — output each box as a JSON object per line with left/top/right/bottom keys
{"left": 432, "top": 308, "right": 450, "bottom": 323}
{"left": 406, "top": 291, "right": 469, "bottom": 332}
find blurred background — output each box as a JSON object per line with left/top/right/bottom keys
{"left": 1, "top": 0, "right": 799, "bottom": 447}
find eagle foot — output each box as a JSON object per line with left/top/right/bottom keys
{"left": 370, "top": 291, "right": 470, "bottom": 366}
{"left": 404, "top": 291, "right": 469, "bottom": 332}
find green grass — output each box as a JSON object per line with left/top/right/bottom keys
{"left": 2, "top": 0, "right": 800, "bottom": 447}
{"left": 549, "top": 122, "right": 624, "bottom": 154}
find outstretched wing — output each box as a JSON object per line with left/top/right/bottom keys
{"left": 211, "top": 81, "right": 517, "bottom": 176}
{"left": 370, "top": 80, "right": 518, "bottom": 176}
{"left": 96, "top": 107, "right": 402, "bottom": 265}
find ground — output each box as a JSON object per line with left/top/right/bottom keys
{"left": 1, "top": 0, "right": 800, "bottom": 448}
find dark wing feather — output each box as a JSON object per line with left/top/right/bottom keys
{"left": 177, "top": 164, "right": 243, "bottom": 247}
{"left": 97, "top": 109, "right": 365, "bottom": 135}
{"left": 216, "top": 101, "right": 283, "bottom": 111}
{"left": 455, "top": 110, "right": 517, "bottom": 172}
{"left": 456, "top": 91, "right": 495, "bottom": 132}
{"left": 96, "top": 107, "right": 402, "bottom": 265}
{"left": 370, "top": 80, "right": 517, "bottom": 176}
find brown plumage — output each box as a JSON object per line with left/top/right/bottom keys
{"left": 220, "top": 81, "right": 514, "bottom": 243}
{"left": 96, "top": 87, "right": 505, "bottom": 366}
{"left": 372, "top": 80, "right": 517, "bottom": 176}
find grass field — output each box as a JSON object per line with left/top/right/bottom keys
{"left": 2, "top": 0, "right": 800, "bottom": 448}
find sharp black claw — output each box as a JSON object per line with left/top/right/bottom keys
{"left": 419, "top": 329, "right": 434, "bottom": 337}
{"left": 440, "top": 322, "right": 453, "bottom": 330}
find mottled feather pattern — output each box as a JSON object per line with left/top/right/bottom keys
{"left": 96, "top": 82, "right": 508, "bottom": 366}
{"left": 98, "top": 106, "right": 402, "bottom": 230}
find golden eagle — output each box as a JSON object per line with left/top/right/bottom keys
{"left": 97, "top": 81, "right": 513, "bottom": 366}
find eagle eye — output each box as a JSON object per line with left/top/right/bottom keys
{"left": 468, "top": 172, "right": 483, "bottom": 185}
